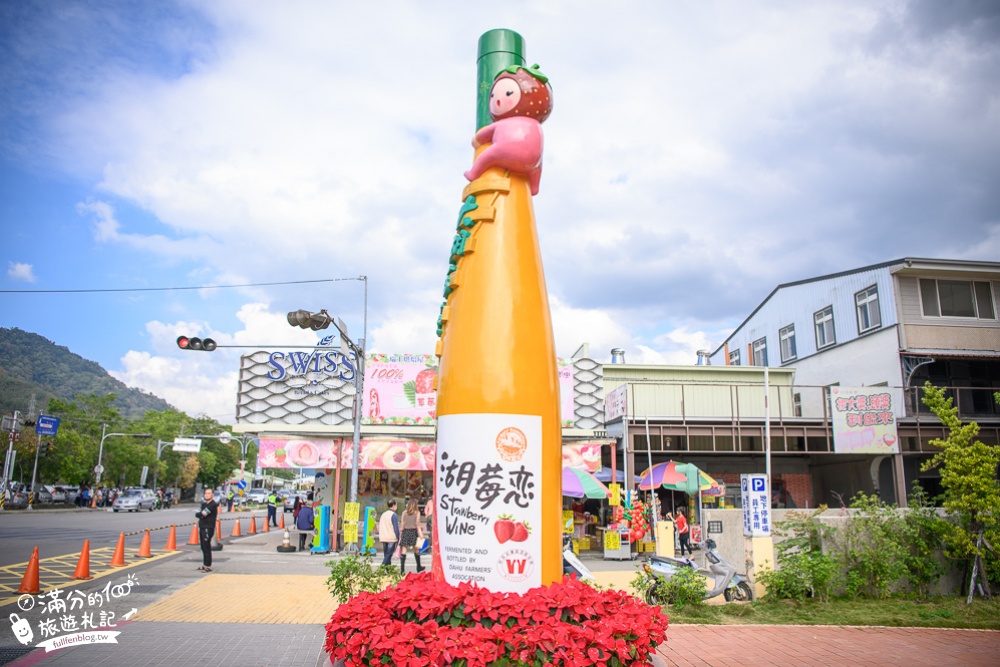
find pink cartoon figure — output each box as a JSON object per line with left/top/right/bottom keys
{"left": 465, "top": 64, "right": 552, "bottom": 195}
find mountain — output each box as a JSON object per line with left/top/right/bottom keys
{"left": 0, "top": 327, "right": 174, "bottom": 419}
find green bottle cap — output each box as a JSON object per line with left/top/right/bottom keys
{"left": 476, "top": 29, "right": 525, "bottom": 130}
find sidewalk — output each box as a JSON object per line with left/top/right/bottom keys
{"left": 4, "top": 528, "right": 999, "bottom": 666}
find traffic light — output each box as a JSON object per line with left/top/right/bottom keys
{"left": 287, "top": 309, "right": 331, "bottom": 330}
{"left": 37, "top": 441, "right": 49, "bottom": 457}
{"left": 177, "top": 335, "right": 217, "bottom": 351}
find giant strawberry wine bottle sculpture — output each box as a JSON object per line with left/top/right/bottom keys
{"left": 325, "top": 29, "right": 667, "bottom": 667}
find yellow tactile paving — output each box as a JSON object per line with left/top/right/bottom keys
{"left": 0, "top": 547, "right": 179, "bottom": 605}
{"left": 135, "top": 574, "right": 337, "bottom": 624}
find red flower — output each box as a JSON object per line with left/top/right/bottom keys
{"left": 324, "top": 573, "right": 668, "bottom": 666}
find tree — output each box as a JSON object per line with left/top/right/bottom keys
{"left": 920, "top": 382, "right": 1000, "bottom": 600}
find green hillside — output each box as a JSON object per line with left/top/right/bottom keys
{"left": 0, "top": 327, "right": 174, "bottom": 418}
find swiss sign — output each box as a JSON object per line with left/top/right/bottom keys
{"left": 35, "top": 416, "right": 60, "bottom": 437}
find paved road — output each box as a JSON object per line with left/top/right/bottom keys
{"left": 0, "top": 505, "right": 264, "bottom": 567}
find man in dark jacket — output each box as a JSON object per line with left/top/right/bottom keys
{"left": 196, "top": 488, "right": 219, "bottom": 572}
{"left": 296, "top": 501, "right": 315, "bottom": 551}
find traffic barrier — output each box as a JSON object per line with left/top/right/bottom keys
{"left": 231, "top": 518, "right": 241, "bottom": 538}
{"left": 16, "top": 547, "right": 40, "bottom": 594}
{"left": 165, "top": 525, "right": 178, "bottom": 551}
{"left": 72, "top": 540, "right": 93, "bottom": 580}
{"left": 137, "top": 529, "right": 152, "bottom": 558}
{"left": 109, "top": 532, "right": 126, "bottom": 567}
{"left": 249, "top": 516, "right": 257, "bottom": 535}
{"left": 277, "top": 528, "right": 296, "bottom": 553}
{"left": 188, "top": 525, "right": 199, "bottom": 545}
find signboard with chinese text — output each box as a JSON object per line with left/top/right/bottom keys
{"left": 741, "top": 474, "right": 771, "bottom": 537}
{"left": 561, "top": 443, "right": 603, "bottom": 473}
{"left": 608, "top": 483, "right": 621, "bottom": 506}
{"left": 830, "top": 386, "right": 900, "bottom": 454}
{"left": 172, "top": 438, "right": 202, "bottom": 453}
{"left": 435, "top": 413, "right": 542, "bottom": 592}
{"left": 604, "top": 384, "right": 627, "bottom": 422}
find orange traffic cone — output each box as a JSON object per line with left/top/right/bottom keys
{"left": 262, "top": 515, "right": 270, "bottom": 533}
{"left": 279, "top": 513, "right": 286, "bottom": 530}
{"left": 188, "top": 525, "right": 200, "bottom": 545}
{"left": 109, "top": 532, "right": 126, "bottom": 567}
{"left": 165, "top": 525, "right": 178, "bottom": 551}
{"left": 72, "top": 540, "right": 93, "bottom": 580}
{"left": 231, "top": 519, "right": 241, "bottom": 538}
{"left": 249, "top": 516, "right": 257, "bottom": 535}
{"left": 137, "top": 529, "right": 152, "bottom": 558}
{"left": 16, "top": 547, "right": 41, "bottom": 594}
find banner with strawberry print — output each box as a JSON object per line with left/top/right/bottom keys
{"left": 362, "top": 354, "right": 439, "bottom": 425}
{"left": 258, "top": 438, "right": 434, "bottom": 471}
{"left": 435, "top": 413, "right": 542, "bottom": 593}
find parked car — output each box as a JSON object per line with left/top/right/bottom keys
{"left": 112, "top": 488, "right": 157, "bottom": 512}
{"left": 47, "top": 486, "right": 67, "bottom": 503}
{"left": 9, "top": 490, "right": 28, "bottom": 508}
{"left": 246, "top": 489, "right": 268, "bottom": 504}
{"left": 35, "top": 487, "right": 54, "bottom": 504}
{"left": 60, "top": 486, "right": 80, "bottom": 504}
{"left": 284, "top": 492, "right": 307, "bottom": 513}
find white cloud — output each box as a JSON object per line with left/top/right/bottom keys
{"left": 7, "top": 262, "right": 36, "bottom": 283}
{"left": 5, "top": 0, "right": 999, "bottom": 413}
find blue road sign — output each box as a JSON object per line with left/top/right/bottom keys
{"left": 751, "top": 477, "right": 766, "bottom": 492}
{"left": 35, "top": 416, "right": 60, "bottom": 437}
{"left": 237, "top": 479, "right": 247, "bottom": 490}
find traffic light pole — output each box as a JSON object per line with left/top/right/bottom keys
{"left": 27, "top": 431, "right": 42, "bottom": 511}
{"left": 1, "top": 411, "right": 20, "bottom": 512}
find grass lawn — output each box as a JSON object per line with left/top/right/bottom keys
{"left": 663, "top": 596, "right": 1000, "bottom": 629}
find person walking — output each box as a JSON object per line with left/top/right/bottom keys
{"left": 196, "top": 487, "right": 219, "bottom": 572}
{"left": 378, "top": 499, "right": 400, "bottom": 567}
{"left": 398, "top": 499, "right": 424, "bottom": 572}
{"left": 296, "top": 500, "right": 315, "bottom": 551}
{"left": 675, "top": 508, "right": 691, "bottom": 557}
{"left": 267, "top": 489, "right": 278, "bottom": 527}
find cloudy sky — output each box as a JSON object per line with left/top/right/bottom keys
{"left": 2, "top": 0, "right": 998, "bottom": 423}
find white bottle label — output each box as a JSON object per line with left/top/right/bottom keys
{"left": 435, "top": 413, "right": 542, "bottom": 592}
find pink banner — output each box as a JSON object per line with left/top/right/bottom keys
{"left": 562, "top": 443, "right": 603, "bottom": 473}
{"left": 362, "top": 354, "right": 438, "bottom": 425}
{"left": 258, "top": 438, "right": 434, "bottom": 471}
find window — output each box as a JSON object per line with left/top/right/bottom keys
{"left": 814, "top": 306, "right": 836, "bottom": 349}
{"left": 779, "top": 324, "right": 796, "bottom": 362}
{"left": 728, "top": 348, "right": 741, "bottom": 366}
{"left": 793, "top": 393, "right": 802, "bottom": 417}
{"left": 855, "top": 285, "right": 881, "bottom": 333}
{"left": 752, "top": 337, "right": 768, "bottom": 366}
{"left": 919, "top": 279, "right": 996, "bottom": 319}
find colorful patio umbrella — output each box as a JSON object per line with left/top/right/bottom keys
{"left": 561, "top": 467, "right": 610, "bottom": 499}
{"left": 639, "top": 461, "right": 720, "bottom": 495}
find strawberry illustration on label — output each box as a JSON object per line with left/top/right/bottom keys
{"left": 494, "top": 515, "right": 515, "bottom": 544}
{"left": 511, "top": 521, "right": 531, "bottom": 543}
{"left": 275, "top": 449, "right": 286, "bottom": 463}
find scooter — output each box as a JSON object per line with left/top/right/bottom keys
{"left": 562, "top": 535, "right": 596, "bottom": 582}
{"left": 641, "top": 538, "right": 752, "bottom": 604}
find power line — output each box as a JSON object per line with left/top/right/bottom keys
{"left": 0, "top": 277, "right": 359, "bottom": 294}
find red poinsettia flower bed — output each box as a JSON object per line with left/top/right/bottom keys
{"left": 324, "top": 573, "right": 668, "bottom": 667}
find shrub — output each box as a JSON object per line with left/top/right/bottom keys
{"left": 657, "top": 563, "right": 707, "bottom": 608}
{"left": 326, "top": 553, "right": 404, "bottom": 604}
{"left": 839, "top": 493, "right": 908, "bottom": 599}
{"left": 758, "top": 507, "right": 839, "bottom": 602}
{"left": 901, "top": 484, "right": 949, "bottom": 597}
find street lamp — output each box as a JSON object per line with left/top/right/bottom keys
{"left": 286, "top": 308, "right": 366, "bottom": 504}
{"left": 94, "top": 424, "right": 150, "bottom": 504}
